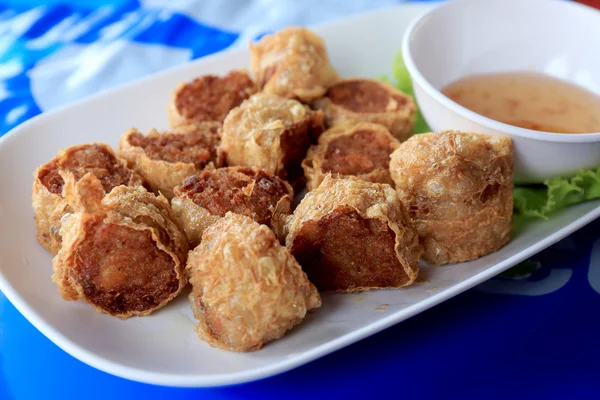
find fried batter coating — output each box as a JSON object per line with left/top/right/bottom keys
{"left": 119, "top": 123, "right": 221, "bottom": 199}
{"left": 250, "top": 27, "right": 339, "bottom": 102}
{"left": 218, "top": 92, "right": 324, "bottom": 181}
{"left": 52, "top": 173, "right": 188, "bottom": 318}
{"left": 302, "top": 123, "right": 400, "bottom": 191}
{"left": 32, "top": 143, "right": 143, "bottom": 254}
{"left": 187, "top": 212, "right": 321, "bottom": 351}
{"left": 389, "top": 131, "right": 513, "bottom": 264}
{"left": 312, "top": 78, "right": 416, "bottom": 141}
{"left": 171, "top": 167, "right": 293, "bottom": 247}
{"left": 286, "top": 175, "right": 421, "bottom": 292}
{"left": 168, "top": 70, "right": 257, "bottom": 128}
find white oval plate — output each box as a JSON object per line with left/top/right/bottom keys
{"left": 0, "top": 3, "right": 599, "bottom": 388}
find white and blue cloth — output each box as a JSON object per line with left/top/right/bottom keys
{"left": 0, "top": 0, "right": 419, "bottom": 135}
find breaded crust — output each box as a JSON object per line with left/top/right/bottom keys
{"left": 218, "top": 92, "right": 324, "bottom": 182}
{"left": 312, "top": 78, "right": 416, "bottom": 141}
{"left": 389, "top": 130, "right": 513, "bottom": 264}
{"left": 119, "top": 123, "right": 222, "bottom": 199}
{"left": 171, "top": 166, "right": 293, "bottom": 247}
{"left": 187, "top": 212, "right": 321, "bottom": 351}
{"left": 52, "top": 173, "right": 188, "bottom": 318}
{"left": 168, "top": 70, "right": 257, "bottom": 129}
{"left": 250, "top": 27, "right": 339, "bottom": 102}
{"left": 302, "top": 122, "right": 400, "bottom": 191}
{"left": 32, "top": 143, "right": 143, "bottom": 254}
{"left": 286, "top": 175, "right": 422, "bottom": 292}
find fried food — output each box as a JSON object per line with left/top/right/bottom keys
{"left": 312, "top": 78, "right": 416, "bottom": 142}
{"left": 32, "top": 143, "right": 143, "bottom": 254}
{"left": 286, "top": 175, "right": 421, "bottom": 292}
{"left": 302, "top": 122, "right": 400, "bottom": 191}
{"left": 389, "top": 131, "right": 513, "bottom": 264}
{"left": 119, "top": 123, "right": 221, "bottom": 199}
{"left": 218, "top": 92, "right": 324, "bottom": 182}
{"left": 171, "top": 167, "right": 293, "bottom": 247}
{"left": 250, "top": 27, "right": 339, "bottom": 102}
{"left": 168, "top": 70, "right": 256, "bottom": 129}
{"left": 52, "top": 173, "right": 188, "bottom": 318}
{"left": 187, "top": 212, "right": 321, "bottom": 352}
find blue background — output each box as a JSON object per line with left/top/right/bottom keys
{"left": 1, "top": 0, "right": 599, "bottom": 399}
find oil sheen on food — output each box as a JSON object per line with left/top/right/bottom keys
{"left": 442, "top": 72, "right": 600, "bottom": 134}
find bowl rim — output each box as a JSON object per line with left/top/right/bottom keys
{"left": 402, "top": 0, "right": 600, "bottom": 144}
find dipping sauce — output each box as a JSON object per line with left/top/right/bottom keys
{"left": 442, "top": 72, "right": 600, "bottom": 134}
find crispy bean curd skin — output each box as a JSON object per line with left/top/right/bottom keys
{"left": 286, "top": 176, "right": 421, "bottom": 292}
{"left": 389, "top": 131, "right": 513, "bottom": 265}
{"left": 52, "top": 173, "right": 188, "bottom": 319}
{"left": 218, "top": 92, "right": 324, "bottom": 180}
{"left": 171, "top": 167, "right": 293, "bottom": 247}
{"left": 302, "top": 122, "right": 400, "bottom": 191}
{"left": 187, "top": 212, "right": 321, "bottom": 352}
{"left": 32, "top": 143, "right": 143, "bottom": 254}
{"left": 250, "top": 27, "right": 339, "bottom": 102}
{"left": 168, "top": 70, "right": 257, "bottom": 128}
{"left": 312, "top": 78, "right": 416, "bottom": 142}
{"left": 119, "top": 124, "right": 222, "bottom": 199}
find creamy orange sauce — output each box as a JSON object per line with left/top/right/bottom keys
{"left": 441, "top": 72, "right": 600, "bottom": 134}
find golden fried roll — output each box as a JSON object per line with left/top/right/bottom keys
{"left": 389, "top": 131, "right": 513, "bottom": 265}
{"left": 168, "top": 70, "right": 256, "bottom": 129}
{"left": 286, "top": 175, "right": 421, "bottom": 292}
{"left": 250, "top": 27, "right": 339, "bottom": 102}
{"left": 302, "top": 123, "right": 400, "bottom": 191}
{"left": 219, "top": 92, "right": 324, "bottom": 181}
{"left": 119, "top": 124, "right": 221, "bottom": 199}
{"left": 32, "top": 143, "right": 143, "bottom": 255}
{"left": 171, "top": 167, "right": 293, "bottom": 247}
{"left": 53, "top": 173, "right": 188, "bottom": 319}
{"left": 188, "top": 212, "right": 321, "bottom": 352}
{"left": 312, "top": 78, "right": 416, "bottom": 142}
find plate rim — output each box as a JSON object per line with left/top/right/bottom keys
{"left": 2, "top": 204, "right": 599, "bottom": 387}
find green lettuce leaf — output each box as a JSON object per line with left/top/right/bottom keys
{"left": 513, "top": 167, "right": 600, "bottom": 219}
{"left": 381, "top": 52, "right": 431, "bottom": 134}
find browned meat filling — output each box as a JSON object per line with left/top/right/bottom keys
{"left": 39, "top": 144, "right": 133, "bottom": 195}
{"left": 321, "top": 129, "right": 393, "bottom": 175}
{"left": 326, "top": 80, "right": 408, "bottom": 113}
{"left": 290, "top": 206, "right": 408, "bottom": 292}
{"left": 127, "top": 128, "right": 219, "bottom": 169}
{"left": 176, "top": 167, "right": 291, "bottom": 226}
{"left": 73, "top": 218, "right": 179, "bottom": 316}
{"left": 174, "top": 71, "right": 256, "bottom": 123}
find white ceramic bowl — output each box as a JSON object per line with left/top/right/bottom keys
{"left": 403, "top": 0, "right": 600, "bottom": 183}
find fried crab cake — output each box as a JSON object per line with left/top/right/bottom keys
{"left": 187, "top": 212, "right": 321, "bottom": 352}
{"left": 168, "top": 70, "right": 256, "bottom": 129}
{"left": 32, "top": 143, "right": 143, "bottom": 255}
{"left": 312, "top": 78, "right": 416, "bottom": 142}
{"left": 250, "top": 27, "right": 339, "bottom": 102}
{"left": 119, "top": 123, "right": 221, "bottom": 199}
{"left": 52, "top": 173, "right": 188, "bottom": 318}
{"left": 286, "top": 175, "right": 422, "bottom": 292}
{"left": 302, "top": 122, "right": 400, "bottom": 191}
{"left": 389, "top": 131, "right": 513, "bottom": 265}
{"left": 218, "top": 92, "right": 324, "bottom": 182}
{"left": 171, "top": 167, "right": 293, "bottom": 247}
